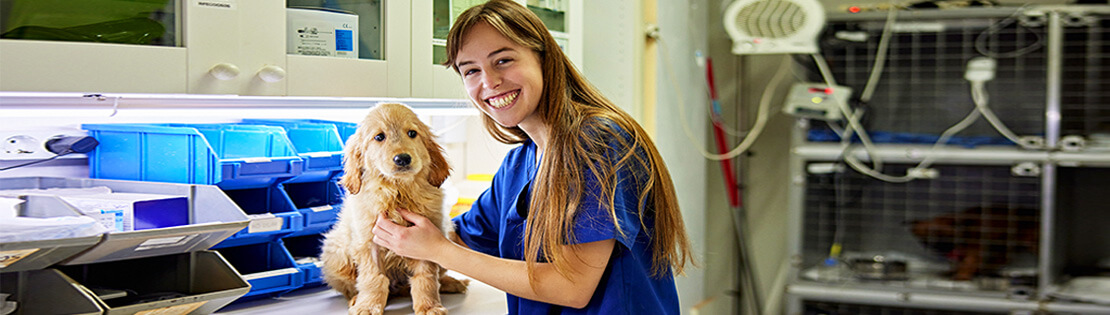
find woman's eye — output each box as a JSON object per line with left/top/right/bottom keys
{"left": 374, "top": 133, "right": 385, "bottom": 141}
{"left": 407, "top": 130, "right": 417, "bottom": 138}
{"left": 497, "top": 58, "right": 513, "bottom": 65}
{"left": 463, "top": 69, "right": 478, "bottom": 76}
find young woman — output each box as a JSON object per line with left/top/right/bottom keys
{"left": 370, "top": 0, "right": 694, "bottom": 313}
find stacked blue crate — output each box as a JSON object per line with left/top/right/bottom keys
{"left": 244, "top": 119, "right": 357, "bottom": 145}
{"left": 241, "top": 120, "right": 349, "bottom": 236}
{"left": 82, "top": 123, "right": 310, "bottom": 299}
{"left": 84, "top": 120, "right": 360, "bottom": 299}
{"left": 215, "top": 240, "right": 305, "bottom": 300}
{"left": 241, "top": 119, "right": 355, "bottom": 287}
{"left": 281, "top": 233, "right": 328, "bottom": 287}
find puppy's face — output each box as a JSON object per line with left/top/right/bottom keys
{"left": 361, "top": 104, "right": 433, "bottom": 180}
{"left": 341, "top": 103, "right": 451, "bottom": 194}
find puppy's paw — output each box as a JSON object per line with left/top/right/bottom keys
{"left": 438, "top": 276, "right": 470, "bottom": 294}
{"left": 414, "top": 305, "right": 448, "bottom": 315}
{"left": 349, "top": 302, "right": 385, "bottom": 315}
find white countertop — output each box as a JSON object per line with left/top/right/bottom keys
{"left": 216, "top": 273, "right": 507, "bottom": 315}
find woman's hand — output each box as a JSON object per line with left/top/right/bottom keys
{"left": 372, "top": 208, "right": 452, "bottom": 262}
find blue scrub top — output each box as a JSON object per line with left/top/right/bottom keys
{"left": 453, "top": 135, "right": 680, "bottom": 315}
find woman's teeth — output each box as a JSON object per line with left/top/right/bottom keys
{"left": 487, "top": 91, "right": 518, "bottom": 108}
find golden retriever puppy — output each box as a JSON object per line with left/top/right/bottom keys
{"left": 321, "top": 103, "right": 468, "bottom": 315}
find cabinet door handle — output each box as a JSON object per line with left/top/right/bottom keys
{"left": 257, "top": 65, "right": 287, "bottom": 83}
{"left": 209, "top": 63, "right": 241, "bottom": 80}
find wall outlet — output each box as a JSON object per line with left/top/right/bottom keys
{"left": 0, "top": 128, "right": 89, "bottom": 161}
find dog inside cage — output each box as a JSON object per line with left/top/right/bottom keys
{"left": 801, "top": 162, "right": 1041, "bottom": 293}
{"left": 908, "top": 205, "right": 1039, "bottom": 282}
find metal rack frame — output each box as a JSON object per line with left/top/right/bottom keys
{"left": 785, "top": 5, "right": 1110, "bottom": 314}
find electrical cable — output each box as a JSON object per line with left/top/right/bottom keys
{"left": 971, "top": 80, "right": 1026, "bottom": 146}
{"left": 859, "top": 5, "right": 899, "bottom": 103}
{"left": 0, "top": 152, "right": 69, "bottom": 171}
{"left": 658, "top": 34, "right": 791, "bottom": 161}
{"left": 811, "top": 53, "right": 885, "bottom": 173}
{"left": 975, "top": 5, "right": 1044, "bottom": 59}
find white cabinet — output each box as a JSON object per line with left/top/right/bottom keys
{"left": 0, "top": 0, "right": 410, "bottom": 97}
{"left": 185, "top": 0, "right": 288, "bottom": 96}
{"left": 0, "top": 0, "right": 187, "bottom": 94}
{"left": 0, "top": 0, "right": 579, "bottom": 98}
{"left": 408, "top": 0, "right": 582, "bottom": 99}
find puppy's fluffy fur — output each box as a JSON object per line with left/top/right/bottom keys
{"left": 321, "top": 103, "right": 468, "bottom": 315}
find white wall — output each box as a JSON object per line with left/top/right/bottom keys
{"left": 581, "top": 1, "right": 643, "bottom": 120}
{"left": 654, "top": 0, "right": 710, "bottom": 312}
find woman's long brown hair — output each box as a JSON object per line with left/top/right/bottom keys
{"left": 445, "top": 0, "right": 693, "bottom": 288}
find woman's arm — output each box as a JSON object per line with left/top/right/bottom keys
{"left": 373, "top": 209, "right": 613, "bottom": 309}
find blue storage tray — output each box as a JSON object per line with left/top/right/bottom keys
{"left": 282, "top": 234, "right": 326, "bottom": 287}
{"left": 237, "top": 120, "right": 346, "bottom": 183}
{"left": 82, "top": 123, "right": 304, "bottom": 189}
{"left": 242, "top": 119, "right": 357, "bottom": 145}
{"left": 214, "top": 185, "right": 304, "bottom": 248}
{"left": 282, "top": 180, "right": 343, "bottom": 237}
{"left": 217, "top": 240, "right": 304, "bottom": 300}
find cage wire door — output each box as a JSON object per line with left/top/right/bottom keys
{"left": 810, "top": 12, "right": 1047, "bottom": 145}
{"left": 1061, "top": 12, "right": 1110, "bottom": 140}
{"left": 801, "top": 162, "right": 1042, "bottom": 294}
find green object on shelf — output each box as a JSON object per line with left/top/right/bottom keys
{"left": 1, "top": 16, "right": 165, "bottom": 45}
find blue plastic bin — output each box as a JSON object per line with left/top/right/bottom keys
{"left": 238, "top": 120, "right": 347, "bottom": 183}
{"left": 83, "top": 123, "right": 304, "bottom": 189}
{"left": 214, "top": 185, "right": 304, "bottom": 248}
{"left": 216, "top": 240, "right": 304, "bottom": 300}
{"left": 282, "top": 234, "right": 327, "bottom": 287}
{"left": 282, "top": 179, "right": 344, "bottom": 237}
{"left": 242, "top": 119, "right": 357, "bottom": 146}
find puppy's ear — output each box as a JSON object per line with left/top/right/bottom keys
{"left": 424, "top": 130, "right": 452, "bottom": 188}
{"left": 340, "top": 130, "right": 366, "bottom": 194}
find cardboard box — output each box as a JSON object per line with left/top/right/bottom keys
{"left": 61, "top": 193, "right": 188, "bottom": 232}
{"left": 287, "top": 7, "right": 358, "bottom": 59}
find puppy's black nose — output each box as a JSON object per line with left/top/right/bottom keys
{"left": 393, "top": 153, "right": 411, "bottom": 167}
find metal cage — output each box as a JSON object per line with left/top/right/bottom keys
{"left": 800, "top": 162, "right": 1041, "bottom": 293}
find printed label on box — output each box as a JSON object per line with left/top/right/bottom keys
{"left": 134, "top": 301, "right": 204, "bottom": 315}
{"left": 310, "top": 205, "right": 333, "bottom": 212}
{"left": 293, "top": 20, "right": 336, "bottom": 57}
{"left": 69, "top": 202, "right": 127, "bottom": 232}
{"left": 247, "top": 214, "right": 283, "bottom": 233}
{"left": 0, "top": 248, "right": 40, "bottom": 268}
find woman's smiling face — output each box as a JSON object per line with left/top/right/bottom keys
{"left": 455, "top": 21, "right": 544, "bottom": 131}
